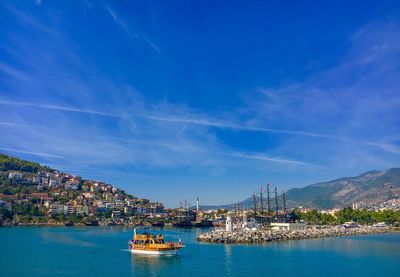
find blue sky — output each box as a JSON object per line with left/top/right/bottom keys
{"left": 1, "top": 1, "right": 400, "bottom": 207}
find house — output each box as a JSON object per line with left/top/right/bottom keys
{"left": 30, "top": 193, "right": 51, "bottom": 201}
{"left": 41, "top": 177, "right": 49, "bottom": 186}
{"left": 0, "top": 200, "right": 11, "bottom": 211}
{"left": 105, "top": 202, "right": 115, "bottom": 209}
{"left": 8, "top": 172, "right": 24, "bottom": 180}
{"left": 49, "top": 178, "right": 61, "bottom": 188}
{"left": 111, "top": 210, "right": 121, "bottom": 219}
{"left": 63, "top": 205, "right": 76, "bottom": 214}
{"left": 65, "top": 181, "right": 79, "bottom": 190}
{"left": 32, "top": 176, "right": 41, "bottom": 184}
{"left": 49, "top": 204, "right": 64, "bottom": 214}
{"left": 75, "top": 205, "right": 89, "bottom": 215}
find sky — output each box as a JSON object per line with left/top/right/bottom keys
{"left": 0, "top": 1, "right": 400, "bottom": 207}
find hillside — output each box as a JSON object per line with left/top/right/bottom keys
{"left": 0, "top": 153, "right": 164, "bottom": 226}
{"left": 286, "top": 168, "right": 400, "bottom": 209}
{"left": 0, "top": 154, "right": 54, "bottom": 173}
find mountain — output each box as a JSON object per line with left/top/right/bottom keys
{"left": 286, "top": 168, "right": 400, "bottom": 209}
{"left": 201, "top": 168, "right": 400, "bottom": 210}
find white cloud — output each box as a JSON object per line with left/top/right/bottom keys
{"left": 0, "top": 147, "right": 66, "bottom": 159}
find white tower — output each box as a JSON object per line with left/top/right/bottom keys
{"left": 196, "top": 196, "right": 199, "bottom": 211}
{"left": 226, "top": 215, "right": 233, "bottom": 232}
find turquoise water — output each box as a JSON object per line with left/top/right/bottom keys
{"left": 0, "top": 227, "right": 399, "bottom": 276}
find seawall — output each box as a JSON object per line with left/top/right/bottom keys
{"left": 197, "top": 226, "right": 391, "bottom": 243}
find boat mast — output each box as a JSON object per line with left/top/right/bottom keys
{"left": 282, "top": 191, "right": 287, "bottom": 213}
{"left": 267, "top": 184, "right": 271, "bottom": 214}
{"left": 253, "top": 192, "right": 257, "bottom": 215}
{"left": 274, "top": 187, "right": 278, "bottom": 214}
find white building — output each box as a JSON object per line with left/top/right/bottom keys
{"left": 271, "top": 222, "right": 307, "bottom": 231}
{"left": 226, "top": 216, "right": 233, "bottom": 232}
{"left": 32, "top": 176, "right": 41, "bottom": 184}
{"left": 8, "top": 172, "right": 24, "bottom": 180}
{"left": 49, "top": 178, "right": 60, "bottom": 187}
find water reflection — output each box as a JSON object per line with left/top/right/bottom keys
{"left": 275, "top": 234, "right": 400, "bottom": 258}
{"left": 130, "top": 254, "right": 181, "bottom": 276}
{"left": 224, "top": 244, "right": 233, "bottom": 277}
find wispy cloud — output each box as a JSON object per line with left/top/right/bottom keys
{"left": 230, "top": 152, "right": 314, "bottom": 166}
{"left": 0, "top": 97, "right": 336, "bottom": 140}
{"left": 0, "top": 99, "right": 118, "bottom": 117}
{"left": 0, "top": 147, "right": 66, "bottom": 159}
{"left": 104, "top": 5, "right": 138, "bottom": 38}
{"left": 4, "top": 4, "right": 60, "bottom": 38}
{"left": 1, "top": 97, "right": 399, "bottom": 157}
{"left": 104, "top": 5, "right": 160, "bottom": 53}
{"left": 365, "top": 142, "right": 400, "bottom": 155}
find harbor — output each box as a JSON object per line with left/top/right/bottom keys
{"left": 1, "top": 226, "right": 400, "bottom": 276}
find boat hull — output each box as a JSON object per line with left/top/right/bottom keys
{"left": 130, "top": 248, "right": 178, "bottom": 256}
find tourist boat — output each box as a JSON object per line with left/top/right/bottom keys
{"left": 128, "top": 229, "right": 184, "bottom": 256}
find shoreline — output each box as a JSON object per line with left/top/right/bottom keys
{"left": 197, "top": 226, "right": 396, "bottom": 244}
{"left": 0, "top": 222, "right": 212, "bottom": 228}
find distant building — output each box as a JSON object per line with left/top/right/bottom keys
{"left": 32, "top": 176, "right": 41, "bottom": 184}
{"left": 8, "top": 172, "right": 24, "bottom": 180}
{"left": 49, "top": 204, "right": 64, "bottom": 214}
{"left": 111, "top": 210, "right": 121, "bottom": 219}
{"left": 271, "top": 222, "right": 307, "bottom": 231}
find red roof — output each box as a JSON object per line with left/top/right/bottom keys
{"left": 0, "top": 193, "right": 17, "bottom": 199}
{"left": 30, "top": 193, "right": 51, "bottom": 199}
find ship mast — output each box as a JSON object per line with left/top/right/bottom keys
{"left": 274, "top": 187, "right": 278, "bottom": 214}
{"left": 267, "top": 183, "right": 271, "bottom": 214}
{"left": 253, "top": 192, "right": 257, "bottom": 215}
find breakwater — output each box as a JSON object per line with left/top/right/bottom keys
{"left": 197, "top": 226, "right": 390, "bottom": 243}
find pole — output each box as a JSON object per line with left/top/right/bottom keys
{"left": 283, "top": 191, "right": 286, "bottom": 213}
{"left": 234, "top": 202, "right": 237, "bottom": 216}
{"left": 253, "top": 192, "right": 257, "bottom": 215}
{"left": 267, "top": 184, "right": 271, "bottom": 214}
{"left": 274, "top": 187, "right": 278, "bottom": 214}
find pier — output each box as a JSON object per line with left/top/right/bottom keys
{"left": 197, "top": 226, "right": 391, "bottom": 244}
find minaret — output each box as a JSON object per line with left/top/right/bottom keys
{"left": 196, "top": 196, "right": 199, "bottom": 211}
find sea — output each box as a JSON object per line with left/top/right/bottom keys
{"left": 0, "top": 227, "right": 399, "bottom": 276}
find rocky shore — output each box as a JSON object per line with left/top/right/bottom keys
{"left": 197, "top": 226, "right": 391, "bottom": 244}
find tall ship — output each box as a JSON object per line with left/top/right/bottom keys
{"left": 128, "top": 229, "right": 184, "bottom": 256}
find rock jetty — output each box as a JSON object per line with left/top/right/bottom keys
{"left": 197, "top": 226, "right": 390, "bottom": 244}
